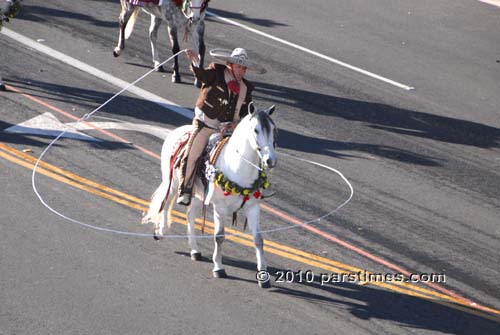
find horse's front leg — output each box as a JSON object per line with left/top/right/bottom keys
{"left": 149, "top": 15, "right": 166, "bottom": 72}
{"left": 212, "top": 206, "right": 227, "bottom": 278}
{"left": 246, "top": 204, "right": 270, "bottom": 288}
{"left": 167, "top": 25, "right": 181, "bottom": 83}
{"left": 194, "top": 21, "right": 206, "bottom": 88}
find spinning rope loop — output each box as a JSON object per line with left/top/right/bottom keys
{"left": 31, "top": 50, "right": 354, "bottom": 239}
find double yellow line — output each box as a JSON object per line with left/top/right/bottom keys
{"left": 1, "top": 143, "right": 499, "bottom": 322}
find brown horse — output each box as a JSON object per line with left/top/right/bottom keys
{"left": 113, "top": 0, "right": 209, "bottom": 86}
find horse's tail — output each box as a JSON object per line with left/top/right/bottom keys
{"left": 125, "top": 7, "right": 139, "bottom": 40}
{"left": 142, "top": 180, "right": 170, "bottom": 226}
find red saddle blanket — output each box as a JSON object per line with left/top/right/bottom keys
{"left": 128, "top": 0, "right": 161, "bottom": 6}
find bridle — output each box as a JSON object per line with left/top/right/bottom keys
{"left": 236, "top": 112, "right": 277, "bottom": 171}
{"left": 187, "top": 0, "right": 209, "bottom": 12}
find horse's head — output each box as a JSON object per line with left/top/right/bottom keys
{"left": 185, "top": 0, "right": 209, "bottom": 23}
{"left": 247, "top": 105, "right": 278, "bottom": 170}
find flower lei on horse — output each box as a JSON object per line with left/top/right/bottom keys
{"left": 215, "top": 170, "right": 270, "bottom": 200}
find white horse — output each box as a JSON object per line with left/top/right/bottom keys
{"left": 143, "top": 105, "right": 277, "bottom": 288}
{"left": 113, "top": 0, "right": 209, "bottom": 86}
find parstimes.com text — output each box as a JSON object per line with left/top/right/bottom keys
{"left": 256, "top": 270, "right": 447, "bottom": 286}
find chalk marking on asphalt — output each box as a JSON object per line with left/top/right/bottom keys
{"left": 478, "top": 0, "right": 500, "bottom": 8}
{"left": 6, "top": 112, "right": 170, "bottom": 140}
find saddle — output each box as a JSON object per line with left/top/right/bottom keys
{"left": 172, "top": 130, "right": 230, "bottom": 185}
{"left": 127, "top": 0, "right": 161, "bottom": 7}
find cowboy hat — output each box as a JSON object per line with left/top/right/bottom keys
{"left": 209, "top": 48, "right": 266, "bottom": 74}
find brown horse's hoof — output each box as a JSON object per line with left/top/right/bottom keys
{"left": 191, "top": 252, "right": 202, "bottom": 261}
{"left": 156, "top": 65, "right": 166, "bottom": 73}
{"left": 213, "top": 269, "right": 227, "bottom": 278}
{"left": 172, "top": 74, "right": 181, "bottom": 83}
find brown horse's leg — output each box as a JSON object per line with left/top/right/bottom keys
{"left": 167, "top": 25, "right": 181, "bottom": 83}
{"left": 194, "top": 21, "right": 206, "bottom": 87}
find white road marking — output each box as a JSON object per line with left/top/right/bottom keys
{"left": 1, "top": 28, "right": 193, "bottom": 120}
{"left": 5, "top": 112, "right": 100, "bottom": 141}
{"left": 68, "top": 121, "right": 170, "bottom": 139}
{"left": 206, "top": 11, "right": 415, "bottom": 91}
{"left": 5, "top": 112, "right": 170, "bottom": 140}
{"left": 478, "top": 0, "right": 500, "bottom": 8}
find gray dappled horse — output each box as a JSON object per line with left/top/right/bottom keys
{"left": 113, "top": 0, "right": 209, "bottom": 86}
{"left": 0, "top": 0, "right": 22, "bottom": 91}
{"left": 143, "top": 106, "right": 278, "bottom": 288}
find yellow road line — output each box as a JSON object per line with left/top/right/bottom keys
{"left": 171, "top": 212, "right": 460, "bottom": 303}
{"left": 1, "top": 144, "right": 499, "bottom": 321}
{"left": 0, "top": 149, "right": 148, "bottom": 213}
{"left": 0, "top": 143, "right": 149, "bottom": 207}
{"left": 0, "top": 143, "right": 492, "bottom": 302}
{"left": 0, "top": 144, "right": 449, "bottom": 300}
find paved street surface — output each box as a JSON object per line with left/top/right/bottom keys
{"left": 1, "top": 1, "right": 499, "bottom": 334}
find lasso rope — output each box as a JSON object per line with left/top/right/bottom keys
{"left": 31, "top": 50, "right": 354, "bottom": 239}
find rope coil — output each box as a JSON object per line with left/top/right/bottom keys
{"left": 31, "top": 51, "right": 354, "bottom": 239}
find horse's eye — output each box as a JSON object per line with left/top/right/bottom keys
{"left": 254, "top": 129, "right": 259, "bottom": 135}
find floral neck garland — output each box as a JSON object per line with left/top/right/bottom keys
{"left": 214, "top": 170, "right": 270, "bottom": 200}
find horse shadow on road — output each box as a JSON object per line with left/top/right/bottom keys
{"left": 15, "top": 4, "right": 116, "bottom": 28}
{"left": 213, "top": 256, "right": 500, "bottom": 335}
{"left": 253, "top": 81, "right": 500, "bottom": 164}
{"left": 5, "top": 76, "right": 500, "bottom": 169}
{"left": 2, "top": 77, "right": 191, "bottom": 127}
{"left": 0, "top": 78, "right": 175, "bottom": 150}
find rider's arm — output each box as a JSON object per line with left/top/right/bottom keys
{"left": 186, "top": 48, "right": 216, "bottom": 84}
{"left": 238, "top": 81, "right": 254, "bottom": 119}
{"left": 190, "top": 64, "right": 217, "bottom": 85}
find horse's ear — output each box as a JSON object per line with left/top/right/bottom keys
{"left": 266, "top": 105, "right": 276, "bottom": 116}
{"left": 248, "top": 101, "right": 256, "bottom": 116}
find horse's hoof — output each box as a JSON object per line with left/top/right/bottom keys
{"left": 113, "top": 49, "right": 121, "bottom": 57}
{"left": 172, "top": 74, "right": 181, "bottom": 83}
{"left": 0, "top": 83, "right": 6, "bottom": 91}
{"left": 258, "top": 279, "right": 271, "bottom": 289}
{"left": 190, "top": 252, "right": 202, "bottom": 261}
{"left": 155, "top": 65, "right": 166, "bottom": 73}
{"left": 213, "top": 269, "right": 227, "bottom": 278}
{"left": 153, "top": 233, "right": 162, "bottom": 241}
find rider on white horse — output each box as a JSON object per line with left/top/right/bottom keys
{"left": 177, "top": 47, "right": 267, "bottom": 205}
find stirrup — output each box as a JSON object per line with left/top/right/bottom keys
{"left": 176, "top": 192, "right": 192, "bottom": 206}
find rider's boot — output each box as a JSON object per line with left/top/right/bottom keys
{"left": 177, "top": 186, "right": 192, "bottom": 206}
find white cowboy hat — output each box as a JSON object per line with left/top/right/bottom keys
{"left": 209, "top": 48, "right": 266, "bottom": 74}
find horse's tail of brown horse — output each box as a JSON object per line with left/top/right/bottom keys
{"left": 125, "top": 7, "right": 140, "bottom": 40}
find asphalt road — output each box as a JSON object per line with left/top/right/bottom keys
{"left": 1, "top": 0, "right": 499, "bottom": 334}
